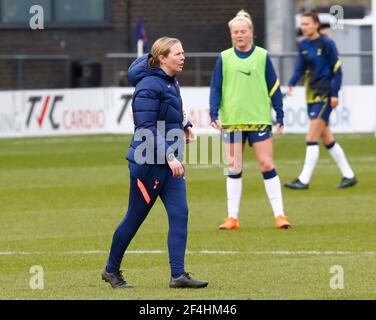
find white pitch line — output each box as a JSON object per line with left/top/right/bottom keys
{"left": 66, "top": 250, "right": 164, "bottom": 255}
{"left": 189, "top": 250, "right": 240, "bottom": 254}
{"left": 67, "top": 250, "right": 108, "bottom": 255}
{"left": 250, "top": 251, "right": 355, "bottom": 255}
{"left": 1, "top": 250, "right": 376, "bottom": 256}
{"left": 0, "top": 251, "right": 35, "bottom": 255}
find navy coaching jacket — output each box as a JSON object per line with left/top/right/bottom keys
{"left": 126, "top": 54, "right": 191, "bottom": 165}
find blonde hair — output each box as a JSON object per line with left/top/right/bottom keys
{"left": 148, "top": 37, "right": 181, "bottom": 67}
{"left": 228, "top": 9, "right": 253, "bottom": 30}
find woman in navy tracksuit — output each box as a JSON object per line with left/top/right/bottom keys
{"left": 101, "top": 37, "right": 208, "bottom": 289}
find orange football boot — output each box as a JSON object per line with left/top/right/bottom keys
{"left": 275, "top": 215, "right": 292, "bottom": 229}
{"left": 219, "top": 217, "right": 240, "bottom": 230}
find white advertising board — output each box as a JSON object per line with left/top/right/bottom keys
{"left": 0, "top": 86, "right": 375, "bottom": 138}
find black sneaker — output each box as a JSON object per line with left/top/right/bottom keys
{"left": 336, "top": 176, "right": 358, "bottom": 189}
{"left": 101, "top": 268, "right": 133, "bottom": 288}
{"left": 169, "top": 272, "right": 208, "bottom": 289}
{"left": 284, "top": 178, "right": 309, "bottom": 190}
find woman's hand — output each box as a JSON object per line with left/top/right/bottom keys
{"left": 330, "top": 97, "right": 339, "bottom": 109}
{"left": 185, "top": 127, "right": 197, "bottom": 144}
{"left": 275, "top": 123, "right": 284, "bottom": 135}
{"left": 167, "top": 157, "right": 185, "bottom": 178}
{"left": 210, "top": 119, "right": 222, "bottom": 130}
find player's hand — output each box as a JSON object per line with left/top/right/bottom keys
{"left": 210, "top": 119, "right": 221, "bottom": 130}
{"left": 168, "top": 158, "right": 185, "bottom": 178}
{"left": 275, "top": 123, "right": 284, "bottom": 135}
{"left": 287, "top": 87, "right": 294, "bottom": 95}
{"left": 185, "top": 127, "right": 197, "bottom": 144}
{"left": 330, "top": 97, "right": 339, "bottom": 109}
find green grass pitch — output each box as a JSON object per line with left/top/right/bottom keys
{"left": 0, "top": 134, "right": 375, "bottom": 299}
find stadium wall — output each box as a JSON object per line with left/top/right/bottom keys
{"left": 0, "top": 0, "right": 265, "bottom": 90}
{"left": 0, "top": 86, "right": 375, "bottom": 139}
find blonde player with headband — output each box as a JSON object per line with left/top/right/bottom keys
{"left": 210, "top": 10, "right": 291, "bottom": 229}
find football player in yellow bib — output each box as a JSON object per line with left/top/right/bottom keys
{"left": 210, "top": 10, "right": 291, "bottom": 230}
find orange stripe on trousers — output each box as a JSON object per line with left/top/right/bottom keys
{"left": 137, "top": 178, "right": 151, "bottom": 204}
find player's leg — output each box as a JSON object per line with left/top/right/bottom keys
{"left": 159, "top": 170, "right": 208, "bottom": 288}
{"left": 103, "top": 163, "right": 164, "bottom": 287}
{"left": 285, "top": 102, "right": 327, "bottom": 189}
{"left": 299, "top": 118, "right": 325, "bottom": 184}
{"left": 219, "top": 130, "right": 245, "bottom": 229}
{"left": 321, "top": 125, "right": 357, "bottom": 188}
{"left": 251, "top": 133, "right": 291, "bottom": 229}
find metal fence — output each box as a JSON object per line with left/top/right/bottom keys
{"left": 0, "top": 52, "right": 372, "bottom": 90}
{"left": 106, "top": 52, "right": 220, "bottom": 86}
{"left": 269, "top": 51, "right": 373, "bottom": 85}
{"left": 107, "top": 51, "right": 374, "bottom": 87}
{"left": 0, "top": 54, "right": 71, "bottom": 89}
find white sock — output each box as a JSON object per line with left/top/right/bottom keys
{"left": 227, "top": 176, "right": 242, "bottom": 219}
{"left": 299, "top": 143, "right": 319, "bottom": 184}
{"left": 327, "top": 142, "right": 355, "bottom": 179}
{"left": 263, "top": 174, "right": 284, "bottom": 218}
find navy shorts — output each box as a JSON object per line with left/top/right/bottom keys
{"left": 308, "top": 100, "right": 332, "bottom": 124}
{"left": 222, "top": 130, "right": 272, "bottom": 146}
